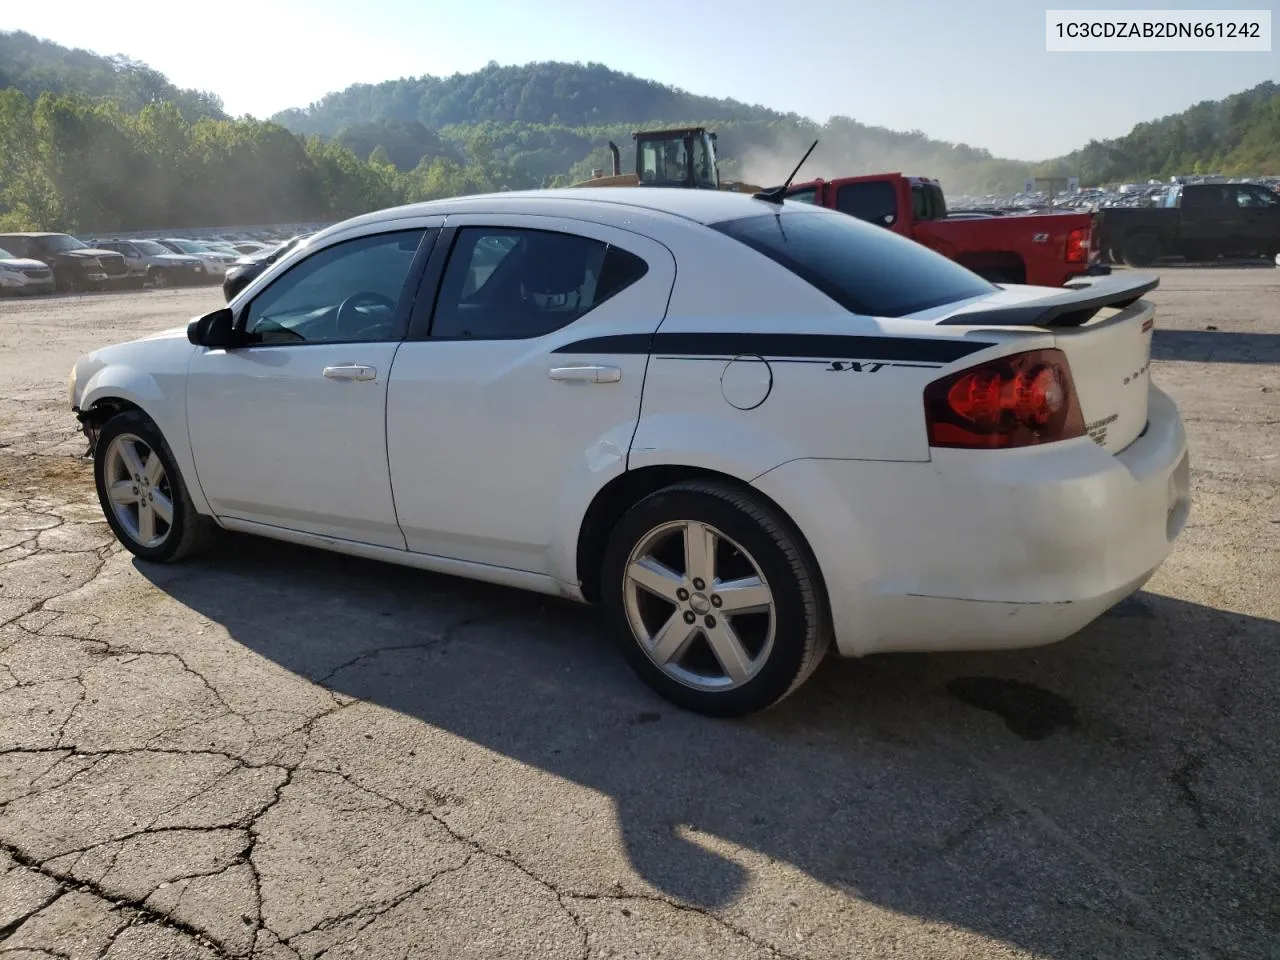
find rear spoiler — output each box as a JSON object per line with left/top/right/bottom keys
{"left": 938, "top": 273, "right": 1159, "bottom": 328}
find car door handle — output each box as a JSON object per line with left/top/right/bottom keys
{"left": 548, "top": 364, "right": 621, "bottom": 383}
{"left": 323, "top": 364, "right": 377, "bottom": 382}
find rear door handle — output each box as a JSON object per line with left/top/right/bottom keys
{"left": 548, "top": 364, "right": 621, "bottom": 383}
{"left": 323, "top": 364, "right": 377, "bottom": 382}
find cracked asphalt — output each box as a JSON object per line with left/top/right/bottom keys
{"left": 1, "top": 266, "right": 1277, "bottom": 960}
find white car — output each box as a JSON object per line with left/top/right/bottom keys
{"left": 67, "top": 188, "right": 1191, "bottom": 717}
{"left": 0, "top": 244, "right": 55, "bottom": 295}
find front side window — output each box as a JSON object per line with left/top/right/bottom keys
{"left": 710, "top": 209, "right": 995, "bottom": 317}
{"left": 786, "top": 187, "right": 818, "bottom": 205}
{"left": 1237, "top": 186, "right": 1279, "bottom": 208}
{"left": 431, "top": 227, "right": 649, "bottom": 340}
{"left": 242, "top": 229, "right": 426, "bottom": 345}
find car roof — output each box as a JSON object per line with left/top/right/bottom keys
{"left": 326, "top": 187, "right": 827, "bottom": 237}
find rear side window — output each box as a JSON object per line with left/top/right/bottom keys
{"left": 710, "top": 210, "right": 995, "bottom": 317}
{"left": 431, "top": 227, "right": 649, "bottom": 340}
{"left": 835, "top": 181, "right": 899, "bottom": 225}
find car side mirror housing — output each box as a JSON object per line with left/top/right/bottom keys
{"left": 187, "top": 307, "right": 236, "bottom": 348}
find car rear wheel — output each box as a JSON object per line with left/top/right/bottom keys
{"left": 601, "top": 480, "right": 830, "bottom": 717}
{"left": 93, "top": 410, "right": 215, "bottom": 563}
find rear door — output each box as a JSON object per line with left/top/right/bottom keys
{"left": 1178, "top": 185, "right": 1234, "bottom": 253}
{"left": 385, "top": 215, "right": 676, "bottom": 576}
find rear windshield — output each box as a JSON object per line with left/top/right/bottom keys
{"left": 709, "top": 209, "right": 995, "bottom": 317}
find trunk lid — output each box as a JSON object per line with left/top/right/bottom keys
{"left": 1048, "top": 297, "right": 1153, "bottom": 452}
{"left": 929, "top": 273, "right": 1159, "bottom": 453}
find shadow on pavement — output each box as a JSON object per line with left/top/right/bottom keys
{"left": 139, "top": 535, "right": 1280, "bottom": 959}
{"left": 1152, "top": 328, "right": 1280, "bottom": 364}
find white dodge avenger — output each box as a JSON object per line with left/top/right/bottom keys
{"left": 68, "top": 188, "right": 1191, "bottom": 717}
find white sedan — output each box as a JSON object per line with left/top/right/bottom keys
{"left": 68, "top": 188, "right": 1191, "bottom": 717}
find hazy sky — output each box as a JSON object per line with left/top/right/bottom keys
{"left": 4, "top": 0, "right": 1277, "bottom": 160}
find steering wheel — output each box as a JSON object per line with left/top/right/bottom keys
{"left": 335, "top": 291, "right": 397, "bottom": 339}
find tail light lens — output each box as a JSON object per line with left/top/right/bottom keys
{"left": 1065, "top": 226, "right": 1090, "bottom": 263}
{"left": 924, "top": 349, "right": 1086, "bottom": 449}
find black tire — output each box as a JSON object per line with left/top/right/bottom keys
{"left": 150, "top": 268, "right": 168, "bottom": 288}
{"left": 1122, "top": 232, "right": 1162, "bottom": 267}
{"left": 93, "top": 409, "right": 216, "bottom": 563}
{"left": 600, "top": 480, "right": 831, "bottom": 718}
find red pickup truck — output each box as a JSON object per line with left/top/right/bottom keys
{"left": 783, "top": 174, "right": 1110, "bottom": 287}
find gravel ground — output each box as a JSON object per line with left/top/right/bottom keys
{"left": 0, "top": 267, "right": 1277, "bottom": 960}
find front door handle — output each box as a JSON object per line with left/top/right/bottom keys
{"left": 323, "top": 364, "right": 377, "bottom": 382}
{"left": 548, "top": 364, "right": 621, "bottom": 383}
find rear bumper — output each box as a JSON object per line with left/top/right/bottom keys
{"left": 752, "top": 382, "right": 1190, "bottom": 657}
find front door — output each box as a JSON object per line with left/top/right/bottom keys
{"left": 1232, "top": 184, "right": 1280, "bottom": 253}
{"left": 386, "top": 215, "right": 676, "bottom": 578}
{"left": 186, "top": 222, "right": 439, "bottom": 548}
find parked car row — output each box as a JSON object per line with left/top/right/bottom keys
{"left": 0, "top": 230, "right": 300, "bottom": 297}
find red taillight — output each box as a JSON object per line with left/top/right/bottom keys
{"left": 924, "top": 349, "right": 1086, "bottom": 449}
{"left": 1065, "top": 226, "right": 1089, "bottom": 263}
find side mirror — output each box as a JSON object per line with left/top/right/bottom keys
{"left": 187, "top": 308, "right": 236, "bottom": 348}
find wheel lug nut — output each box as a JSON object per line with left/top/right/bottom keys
{"left": 710, "top": 595, "right": 722, "bottom": 608}
{"left": 676, "top": 588, "right": 689, "bottom": 601}
{"left": 704, "top": 615, "right": 716, "bottom": 628}
{"left": 692, "top": 578, "right": 705, "bottom": 591}
{"left": 683, "top": 611, "right": 696, "bottom": 624}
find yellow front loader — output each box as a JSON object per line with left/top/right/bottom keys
{"left": 568, "top": 127, "right": 764, "bottom": 195}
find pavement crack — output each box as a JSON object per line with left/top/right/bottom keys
{"left": 298, "top": 854, "right": 476, "bottom": 958}
{"left": 0, "top": 840, "right": 234, "bottom": 958}
{"left": 0, "top": 886, "right": 66, "bottom": 941}
{"left": 313, "top": 613, "right": 491, "bottom": 686}
{"left": 1169, "top": 744, "right": 1211, "bottom": 830}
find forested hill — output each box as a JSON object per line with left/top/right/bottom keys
{"left": 1034, "top": 81, "right": 1280, "bottom": 182}
{"left": 268, "top": 60, "right": 1032, "bottom": 191}
{"left": 271, "top": 60, "right": 795, "bottom": 132}
{"left": 3, "top": 28, "right": 1278, "bottom": 235}
{"left": 0, "top": 30, "right": 225, "bottom": 123}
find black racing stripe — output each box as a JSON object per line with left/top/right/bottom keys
{"left": 552, "top": 332, "right": 992, "bottom": 364}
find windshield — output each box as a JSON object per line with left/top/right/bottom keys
{"left": 133, "top": 240, "right": 169, "bottom": 255}
{"left": 710, "top": 209, "right": 995, "bottom": 317}
{"left": 171, "top": 240, "right": 210, "bottom": 254}
{"left": 38, "top": 235, "right": 87, "bottom": 253}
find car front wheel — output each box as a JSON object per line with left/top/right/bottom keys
{"left": 601, "top": 480, "right": 831, "bottom": 717}
{"left": 93, "top": 410, "right": 214, "bottom": 563}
